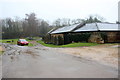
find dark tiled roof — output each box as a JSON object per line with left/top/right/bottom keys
{"left": 50, "top": 23, "right": 119, "bottom": 34}
{"left": 74, "top": 23, "right": 98, "bottom": 32}
{"left": 51, "top": 24, "right": 80, "bottom": 34}
{"left": 74, "top": 23, "right": 119, "bottom": 32}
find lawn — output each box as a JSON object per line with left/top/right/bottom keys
{"left": 37, "top": 40, "right": 100, "bottom": 48}
{"left": 0, "top": 51, "right": 4, "bottom": 55}
{"left": 1, "top": 39, "right": 18, "bottom": 44}
{"left": 1, "top": 39, "right": 34, "bottom": 46}
{"left": 0, "top": 40, "right": 2, "bottom": 42}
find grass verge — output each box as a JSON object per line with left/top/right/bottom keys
{"left": 37, "top": 40, "right": 100, "bottom": 48}
{"left": 0, "top": 51, "right": 4, "bottom": 55}
{"left": 25, "top": 43, "right": 34, "bottom": 47}
{"left": 0, "top": 46, "right": 4, "bottom": 55}
{"left": 1, "top": 39, "right": 18, "bottom": 44}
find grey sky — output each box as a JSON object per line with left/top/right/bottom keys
{"left": 0, "top": 0, "right": 119, "bottom": 23}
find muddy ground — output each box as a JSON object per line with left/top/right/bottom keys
{"left": 1, "top": 43, "right": 119, "bottom": 78}
{"left": 59, "top": 44, "right": 119, "bottom": 69}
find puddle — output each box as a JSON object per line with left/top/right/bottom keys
{"left": 10, "top": 56, "right": 14, "bottom": 60}
{"left": 111, "top": 45, "right": 120, "bottom": 48}
{"left": 24, "top": 50, "right": 39, "bottom": 58}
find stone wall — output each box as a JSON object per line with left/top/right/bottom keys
{"left": 88, "top": 32, "right": 119, "bottom": 43}
{"left": 107, "top": 32, "right": 120, "bottom": 43}
{"left": 88, "top": 32, "right": 104, "bottom": 43}
{"left": 51, "top": 34, "right": 64, "bottom": 45}
{"left": 44, "top": 32, "right": 119, "bottom": 45}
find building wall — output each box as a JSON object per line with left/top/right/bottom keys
{"left": 88, "top": 32, "right": 119, "bottom": 43}
{"left": 51, "top": 34, "right": 64, "bottom": 45}
{"left": 51, "top": 34, "right": 64, "bottom": 38}
{"left": 44, "top": 32, "right": 119, "bottom": 45}
{"left": 88, "top": 32, "right": 104, "bottom": 43}
{"left": 107, "top": 32, "right": 120, "bottom": 43}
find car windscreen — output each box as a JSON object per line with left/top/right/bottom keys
{"left": 20, "top": 39, "right": 27, "bottom": 41}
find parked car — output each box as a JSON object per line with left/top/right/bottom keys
{"left": 17, "top": 39, "right": 29, "bottom": 46}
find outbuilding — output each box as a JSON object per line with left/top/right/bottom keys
{"left": 43, "top": 22, "right": 120, "bottom": 45}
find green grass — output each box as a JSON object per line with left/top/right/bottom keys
{"left": 1, "top": 39, "right": 18, "bottom": 44}
{"left": 24, "top": 43, "right": 34, "bottom": 47}
{"left": 26, "top": 37, "right": 42, "bottom": 41}
{"left": 1, "top": 39, "right": 34, "bottom": 46}
{"left": 37, "top": 40, "right": 100, "bottom": 48}
{"left": 0, "top": 51, "right": 4, "bottom": 55}
{"left": 0, "top": 40, "right": 2, "bottom": 42}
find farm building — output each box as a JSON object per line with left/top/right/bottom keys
{"left": 43, "top": 22, "right": 120, "bottom": 45}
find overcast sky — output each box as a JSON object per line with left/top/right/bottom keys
{"left": 0, "top": 0, "right": 119, "bottom": 23}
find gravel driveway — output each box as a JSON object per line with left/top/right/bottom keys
{"left": 2, "top": 43, "right": 118, "bottom": 78}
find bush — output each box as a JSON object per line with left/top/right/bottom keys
{"left": 100, "top": 32, "right": 107, "bottom": 42}
{"left": 43, "top": 34, "right": 51, "bottom": 44}
{"left": 43, "top": 33, "right": 91, "bottom": 45}
{"left": 58, "top": 36, "right": 64, "bottom": 45}
{"left": 64, "top": 33, "right": 91, "bottom": 44}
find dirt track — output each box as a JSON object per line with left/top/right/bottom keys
{"left": 2, "top": 43, "right": 118, "bottom": 78}
{"left": 59, "top": 44, "right": 119, "bottom": 68}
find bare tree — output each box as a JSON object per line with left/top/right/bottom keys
{"left": 38, "top": 20, "right": 50, "bottom": 37}
{"left": 24, "top": 13, "right": 38, "bottom": 37}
